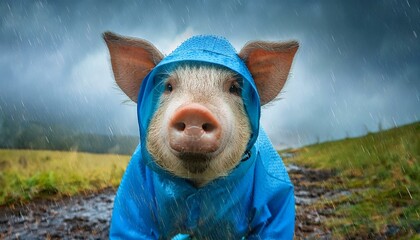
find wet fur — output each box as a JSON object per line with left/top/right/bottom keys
{"left": 147, "top": 65, "right": 251, "bottom": 187}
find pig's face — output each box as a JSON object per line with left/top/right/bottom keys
{"left": 147, "top": 65, "right": 251, "bottom": 183}
{"left": 104, "top": 32, "right": 298, "bottom": 186}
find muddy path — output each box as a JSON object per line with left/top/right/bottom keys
{"left": 0, "top": 189, "right": 115, "bottom": 239}
{"left": 288, "top": 164, "right": 346, "bottom": 240}
{"left": 0, "top": 166, "right": 341, "bottom": 239}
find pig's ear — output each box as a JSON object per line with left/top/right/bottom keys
{"left": 103, "top": 31, "right": 164, "bottom": 103}
{"left": 239, "top": 40, "right": 299, "bottom": 105}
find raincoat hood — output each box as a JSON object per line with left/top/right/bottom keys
{"left": 137, "top": 35, "right": 260, "bottom": 175}
{"left": 110, "top": 35, "right": 295, "bottom": 239}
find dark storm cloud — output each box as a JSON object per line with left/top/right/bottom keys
{"left": 1, "top": 0, "right": 419, "bottom": 148}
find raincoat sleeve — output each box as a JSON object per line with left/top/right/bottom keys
{"left": 247, "top": 129, "right": 295, "bottom": 240}
{"left": 248, "top": 184, "right": 295, "bottom": 239}
{"left": 110, "top": 145, "right": 158, "bottom": 239}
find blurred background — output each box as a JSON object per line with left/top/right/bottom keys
{"left": 1, "top": 0, "right": 418, "bottom": 151}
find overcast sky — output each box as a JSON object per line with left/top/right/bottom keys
{"left": 1, "top": 0, "right": 419, "bottom": 148}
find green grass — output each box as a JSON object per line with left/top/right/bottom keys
{"left": 0, "top": 149, "right": 130, "bottom": 206}
{"left": 281, "top": 122, "right": 420, "bottom": 239}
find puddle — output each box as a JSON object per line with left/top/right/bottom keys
{"left": 0, "top": 189, "right": 115, "bottom": 239}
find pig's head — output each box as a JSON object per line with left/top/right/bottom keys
{"left": 104, "top": 32, "right": 298, "bottom": 186}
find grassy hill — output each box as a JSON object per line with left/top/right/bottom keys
{"left": 0, "top": 149, "right": 131, "bottom": 206}
{"left": 281, "top": 122, "right": 419, "bottom": 239}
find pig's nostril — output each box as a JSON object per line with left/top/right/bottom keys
{"left": 168, "top": 104, "right": 222, "bottom": 154}
{"left": 202, "top": 123, "right": 215, "bottom": 132}
{"left": 174, "top": 122, "right": 186, "bottom": 131}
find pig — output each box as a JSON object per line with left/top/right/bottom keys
{"left": 103, "top": 32, "right": 299, "bottom": 239}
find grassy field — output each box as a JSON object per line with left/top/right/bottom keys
{"left": 1, "top": 122, "right": 418, "bottom": 238}
{"left": 0, "top": 149, "right": 130, "bottom": 206}
{"left": 281, "top": 122, "right": 420, "bottom": 239}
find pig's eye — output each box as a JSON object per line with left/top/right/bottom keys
{"left": 229, "top": 82, "right": 241, "bottom": 96}
{"left": 165, "top": 83, "right": 173, "bottom": 93}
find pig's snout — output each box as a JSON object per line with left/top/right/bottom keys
{"left": 168, "top": 104, "right": 221, "bottom": 154}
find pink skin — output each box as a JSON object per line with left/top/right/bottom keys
{"left": 146, "top": 66, "right": 248, "bottom": 184}
{"left": 168, "top": 103, "right": 222, "bottom": 154}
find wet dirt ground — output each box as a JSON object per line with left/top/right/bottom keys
{"left": 288, "top": 164, "right": 344, "bottom": 240}
{"left": 0, "top": 165, "right": 341, "bottom": 239}
{"left": 0, "top": 189, "right": 114, "bottom": 239}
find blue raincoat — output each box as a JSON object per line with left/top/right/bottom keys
{"left": 110, "top": 36, "right": 295, "bottom": 239}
